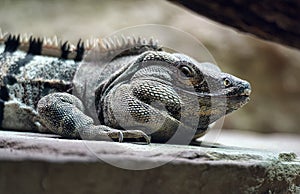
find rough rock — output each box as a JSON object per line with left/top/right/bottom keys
{"left": 0, "top": 130, "right": 299, "bottom": 194}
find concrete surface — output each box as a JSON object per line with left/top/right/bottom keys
{"left": 217, "top": 130, "right": 300, "bottom": 156}
{"left": 0, "top": 130, "right": 299, "bottom": 194}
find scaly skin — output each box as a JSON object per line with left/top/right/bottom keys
{"left": 94, "top": 51, "right": 251, "bottom": 143}
{"left": 0, "top": 30, "right": 251, "bottom": 144}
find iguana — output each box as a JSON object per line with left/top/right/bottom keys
{"left": 0, "top": 29, "right": 251, "bottom": 144}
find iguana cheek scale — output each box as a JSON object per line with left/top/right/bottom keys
{"left": 0, "top": 29, "right": 251, "bottom": 144}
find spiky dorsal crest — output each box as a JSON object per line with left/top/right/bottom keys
{"left": 0, "top": 28, "right": 162, "bottom": 61}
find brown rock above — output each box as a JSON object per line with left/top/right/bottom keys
{"left": 169, "top": 0, "right": 300, "bottom": 50}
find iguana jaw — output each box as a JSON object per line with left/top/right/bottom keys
{"left": 193, "top": 75, "right": 251, "bottom": 117}
{"left": 221, "top": 74, "right": 251, "bottom": 114}
{"left": 146, "top": 71, "right": 252, "bottom": 131}
{"left": 224, "top": 88, "right": 251, "bottom": 114}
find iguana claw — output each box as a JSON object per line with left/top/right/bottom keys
{"left": 118, "top": 131, "right": 124, "bottom": 143}
{"left": 115, "top": 130, "right": 150, "bottom": 144}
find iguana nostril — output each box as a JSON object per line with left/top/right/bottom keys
{"left": 243, "top": 82, "right": 251, "bottom": 95}
{"left": 241, "top": 88, "right": 251, "bottom": 96}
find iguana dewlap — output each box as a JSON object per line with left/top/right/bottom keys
{"left": 0, "top": 30, "right": 251, "bottom": 144}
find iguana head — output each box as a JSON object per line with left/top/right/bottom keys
{"left": 96, "top": 50, "right": 251, "bottom": 142}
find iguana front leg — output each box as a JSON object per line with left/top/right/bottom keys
{"left": 102, "top": 80, "right": 204, "bottom": 143}
{"left": 37, "top": 93, "right": 150, "bottom": 143}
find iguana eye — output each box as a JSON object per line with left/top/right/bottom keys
{"left": 223, "top": 78, "right": 232, "bottom": 87}
{"left": 178, "top": 65, "right": 194, "bottom": 78}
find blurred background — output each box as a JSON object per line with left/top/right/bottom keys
{"left": 0, "top": 0, "right": 299, "bottom": 141}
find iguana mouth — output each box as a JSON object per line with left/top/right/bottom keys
{"left": 226, "top": 85, "right": 251, "bottom": 98}
{"left": 172, "top": 85, "right": 251, "bottom": 99}
{"left": 224, "top": 86, "right": 251, "bottom": 113}
{"left": 173, "top": 80, "right": 251, "bottom": 119}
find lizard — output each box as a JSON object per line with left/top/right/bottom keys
{"left": 0, "top": 29, "right": 251, "bottom": 144}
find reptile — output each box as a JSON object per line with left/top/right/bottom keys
{"left": 0, "top": 29, "right": 251, "bottom": 144}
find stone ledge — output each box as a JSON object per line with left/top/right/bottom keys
{"left": 0, "top": 130, "right": 299, "bottom": 194}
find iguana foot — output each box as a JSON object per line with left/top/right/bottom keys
{"left": 79, "top": 126, "right": 150, "bottom": 144}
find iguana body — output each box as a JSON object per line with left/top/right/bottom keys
{"left": 0, "top": 29, "right": 251, "bottom": 144}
